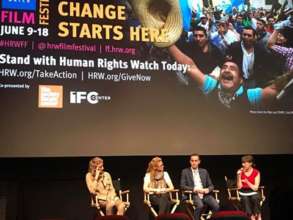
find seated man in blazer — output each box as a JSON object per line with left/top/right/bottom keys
{"left": 180, "top": 154, "right": 219, "bottom": 220}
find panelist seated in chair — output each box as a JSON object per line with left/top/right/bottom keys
{"left": 237, "top": 155, "right": 262, "bottom": 220}
{"left": 143, "top": 156, "right": 175, "bottom": 215}
{"left": 85, "top": 157, "right": 125, "bottom": 215}
{"left": 180, "top": 153, "right": 219, "bottom": 220}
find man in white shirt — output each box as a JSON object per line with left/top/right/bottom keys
{"left": 226, "top": 26, "right": 284, "bottom": 88}
{"left": 180, "top": 154, "right": 219, "bottom": 220}
{"left": 210, "top": 20, "right": 240, "bottom": 54}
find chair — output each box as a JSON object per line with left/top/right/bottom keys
{"left": 181, "top": 189, "right": 220, "bottom": 220}
{"left": 224, "top": 176, "right": 265, "bottom": 209}
{"left": 144, "top": 189, "right": 180, "bottom": 217}
{"left": 90, "top": 178, "right": 130, "bottom": 216}
{"left": 224, "top": 176, "right": 240, "bottom": 210}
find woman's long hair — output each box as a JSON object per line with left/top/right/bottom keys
{"left": 146, "top": 157, "right": 166, "bottom": 188}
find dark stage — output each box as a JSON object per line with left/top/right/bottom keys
{"left": 0, "top": 155, "right": 292, "bottom": 220}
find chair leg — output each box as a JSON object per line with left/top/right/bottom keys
{"left": 170, "top": 203, "right": 179, "bottom": 214}
{"left": 98, "top": 210, "right": 105, "bottom": 216}
{"left": 205, "top": 210, "right": 212, "bottom": 219}
{"left": 185, "top": 205, "right": 195, "bottom": 220}
{"left": 149, "top": 206, "right": 158, "bottom": 217}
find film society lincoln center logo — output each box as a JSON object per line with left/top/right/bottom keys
{"left": 38, "top": 85, "right": 63, "bottom": 108}
{"left": 2, "top": 0, "right": 36, "bottom": 10}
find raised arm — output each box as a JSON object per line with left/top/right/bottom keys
{"left": 85, "top": 172, "right": 97, "bottom": 194}
{"left": 168, "top": 45, "right": 206, "bottom": 87}
{"left": 267, "top": 29, "right": 279, "bottom": 48}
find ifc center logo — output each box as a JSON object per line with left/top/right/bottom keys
{"left": 38, "top": 86, "right": 111, "bottom": 108}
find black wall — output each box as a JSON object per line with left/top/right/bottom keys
{"left": 0, "top": 155, "right": 292, "bottom": 220}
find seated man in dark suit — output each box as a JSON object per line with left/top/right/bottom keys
{"left": 180, "top": 154, "right": 219, "bottom": 220}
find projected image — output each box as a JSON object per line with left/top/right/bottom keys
{"left": 1, "top": 0, "right": 293, "bottom": 156}
{"left": 129, "top": 0, "right": 293, "bottom": 111}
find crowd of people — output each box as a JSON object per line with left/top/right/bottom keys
{"left": 86, "top": 154, "right": 262, "bottom": 220}
{"left": 169, "top": 1, "right": 293, "bottom": 110}
{"left": 120, "top": 0, "right": 293, "bottom": 110}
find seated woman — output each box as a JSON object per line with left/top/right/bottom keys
{"left": 236, "top": 155, "right": 262, "bottom": 220}
{"left": 85, "top": 157, "right": 125, "bottom": 215}
{"left": 143, "top": 156, "right": 174, "bottom": 214}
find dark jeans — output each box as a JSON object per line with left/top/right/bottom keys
{"left": 241, "top": 194, "right": 261, "bottom": 215}
{"left": 150, "top": 193, "right": 171, "bottom": 214}
{"left": 193, "top": 194, "right": 220, "bottom": 220}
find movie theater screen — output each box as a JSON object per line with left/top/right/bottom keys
{"left": 1, "top": 0, "right": 293, "bottom": 157}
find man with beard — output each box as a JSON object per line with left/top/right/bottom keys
{"left": 168, "top": 43, "right": 292, "bottom": 109}
{"left": 256, "top": 18, "right": 271, "bottom": 51}
{"left": 181, "top": 154, "right": 219, "bottom": 220}
{"left": 226, "top": 26, "right": 284, "bottom": 88}
{"left": 181, "top": 26, "right": 223, "bottom": 77}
